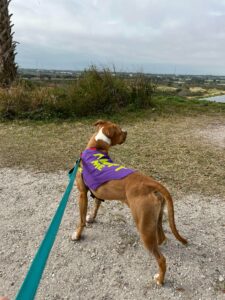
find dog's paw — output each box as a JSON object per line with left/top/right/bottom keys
{"left": 154, "top": 273, "right": 163, "bottom": 286}
{"left": 86, "top": 214, "right": 94, "bottom": 223}
{"left": 71, "top": 231, "right": 80, "bottom": 241}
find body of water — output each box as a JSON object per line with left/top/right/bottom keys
{"left": 202, "top": 94, "right": 225, "bottom": 103}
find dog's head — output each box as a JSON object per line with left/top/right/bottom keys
{"left": 93, "top": 120, "right": 127, "bottom": 148}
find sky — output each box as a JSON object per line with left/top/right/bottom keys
{"left": 10, "top": 0, "right": 225, "bottom": 75}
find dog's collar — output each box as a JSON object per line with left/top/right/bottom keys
{"left": 83, "top": 147, "right": 108, "bottom": 153}
{"left": 95, "top": 127, "right": 111, "bottom": 145}
{"left": 81, "top": 148, "right": 108, "bottom": 154}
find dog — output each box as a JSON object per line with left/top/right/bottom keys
{"left": 71, "top": 120, "right": 187, "bottom": 285}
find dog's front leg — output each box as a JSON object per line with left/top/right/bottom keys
{"left": 71, "top": 191, "right": 88, "bottom": 241}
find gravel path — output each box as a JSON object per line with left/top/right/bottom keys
{"left": 0, "top": 168, "right": 224, "bottom": 300}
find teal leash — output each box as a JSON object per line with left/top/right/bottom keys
{"left": 15, "top": 159, "right": 80, "bottom": 300}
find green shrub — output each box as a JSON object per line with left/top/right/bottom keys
{"left": 0, "top": 85, "right": 52, "bottom": 119}
{"left": 129, "top": 74, "right": 156, "bottom": 109}
{"left": 0, "top": 66, "right": 155, "bottom": 120}
{"left": 65, "top": 66, "right": 131, "bottom": 116}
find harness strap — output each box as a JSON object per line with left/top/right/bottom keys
{"left": 89, "top": 190, "right": 105, "bottom": 202}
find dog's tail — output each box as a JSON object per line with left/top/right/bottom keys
{"left": 151, "top": 181, "right": 188, "bottom": 245}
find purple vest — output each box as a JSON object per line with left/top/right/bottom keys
{"left": 81, "top": 148, "right": 135, "bottom": 191}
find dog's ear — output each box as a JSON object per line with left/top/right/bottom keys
{"left": 93, "top": 120, "right": 107, "bottom": 127}
{"left": 103, "top": 125, "right": 116, "bottom": 139}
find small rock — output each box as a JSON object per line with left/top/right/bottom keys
{"left": 219, "top": 275, "right": 224, "bottom": 282}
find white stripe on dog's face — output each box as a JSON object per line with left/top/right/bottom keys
{"left": 95, "top": 127, "right": 111, "bottom": 145}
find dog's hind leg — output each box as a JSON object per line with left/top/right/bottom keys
{"left": 157, "top": 197, "right": 167, "bottom": 245}
{"left": 86, "top": 198, "right": 102, "bottom": 223}
{"left": 141, "top": 232, "right": 166, "bottom": 285}
{"left": 130, "top": 194, "right": 166, "bottom": 285}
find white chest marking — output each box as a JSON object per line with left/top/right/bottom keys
{"left": 95, "top": 127, "right": 111, "bottom": 145}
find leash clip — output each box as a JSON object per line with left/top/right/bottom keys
{"left": 68, "top": 158, "right": 81, "bottom": 178}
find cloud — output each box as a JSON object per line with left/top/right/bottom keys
{"left": 10, "top": 0, "right": 225, "bottom": 74}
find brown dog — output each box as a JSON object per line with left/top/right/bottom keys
{"left": 71, "top": 120, "right": 187, "bottom": 285}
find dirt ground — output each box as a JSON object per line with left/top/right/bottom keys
{"left": 0, "top": 125, "right": 225, "bottom": 300}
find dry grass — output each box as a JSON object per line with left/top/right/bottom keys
{"left": 187, "top": 87, "right": 225, "bottom": 99}
{"left": 0, "top": 120, "right": 91, "bottom": 171}
{"left": 156, "top": 86, "right": 177, "bottom": 93}
{"left": 117, "top": 116, "right": 225, "bottom": 197}
{"left": 0, "top": 114, "right": 225, "bottom": 198}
